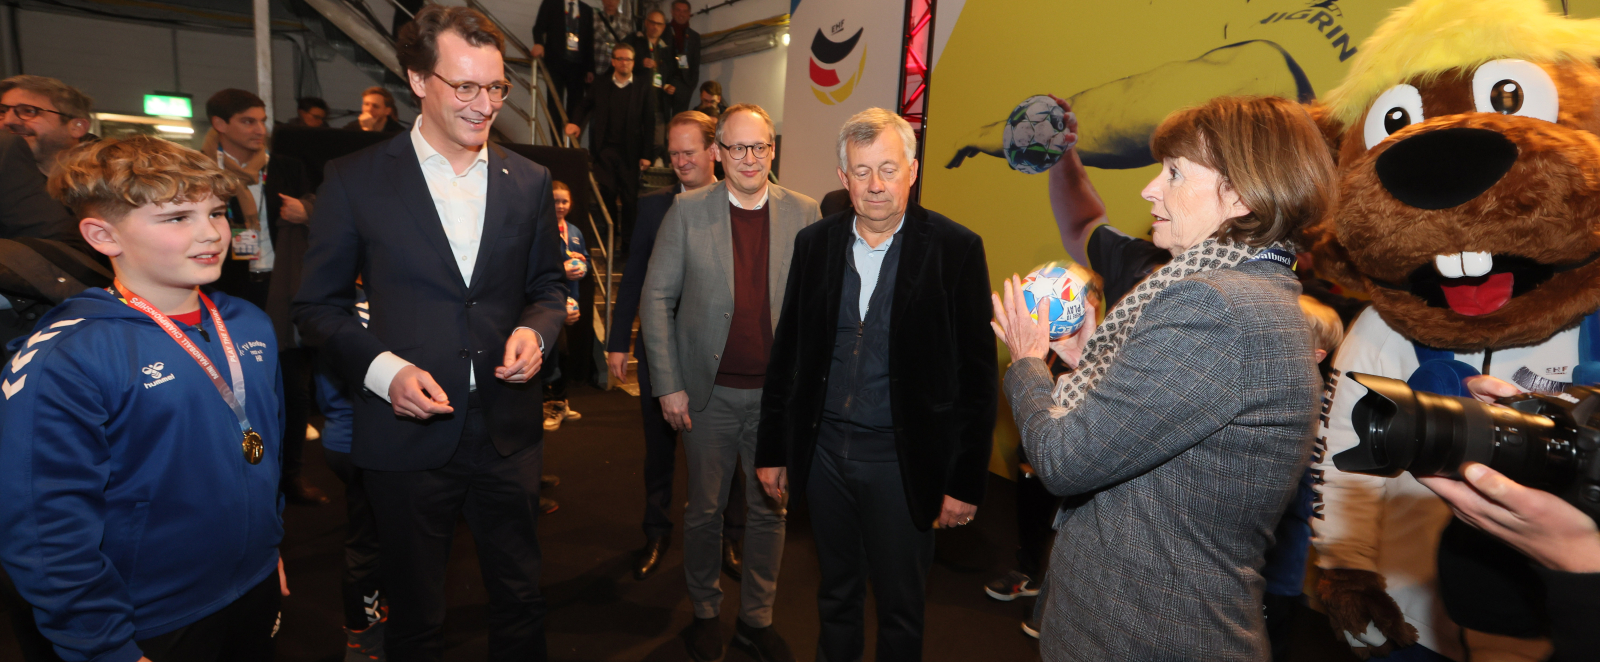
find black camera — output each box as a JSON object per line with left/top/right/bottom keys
{"left": 1335, "top": 372, "right": 1600, "bottom": 522}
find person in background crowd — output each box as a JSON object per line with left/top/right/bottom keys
{"left": 666, "top": 1, "right": 702, "bottom": 114}
{"left": 0, "top": 75, "right": 93, "bottom": 176}
{"left": 543, "top": 179, "right": 587, "bottom": 433}
{"left": 608, "top": 110, "right": 747, "bottom": 583}
{"left": 530, "top": 0, "right": 595, "bottom": 120}
{"left": 695, "top": 80, "right": 726, "bottom": 118}
{"left": 592, "top": 0, "right": 632, "bottom": 81}
{"left": 566, "top": 43, "right": 655, "bottom": 256}
{"left": 290, "top": 97, "right": 329, "bottom": 128}
{"left": 0, "top": 130, "right": 85, "bottom": 252}
{"left": 2, "top": 135, "right": 286, "bottom": 662}
{"left": 990, "top": 95, "right": 1333, "bottom": 661}
{"left": 204, "top": 88, "right": 328, "bottom": 507}
{"left": 345, "top": 86, "right": 404, "bottom": 133}
{"left": 293, "top": 6, "right": 568, "bottom": 658}
{"left": 632, "top": 9, "right": 678, "bottom": 157}
{"left": 1260, "top": 295, "right": 1344, "bottom": 658}
{"left": 640, "top": 103, "right": 818, "bottom": 662}
{"left": 756, "top": 108, "right": 998, "bottom": 662}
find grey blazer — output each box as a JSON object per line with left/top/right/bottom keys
{"left": 1003, "top": 261, "right": 1319, "bottom": 662}
{"left": 639, "top": 181, "right": 820, "bottom": 409}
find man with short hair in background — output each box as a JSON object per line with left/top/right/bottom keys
{"left": 566, "top": 42, "right": 655, "bottom": 255}
{"left": 665, "top": 0, "right": 702, "bottom": 114}
{"left": 632, "top": 9, "right": 679, "bottom": 151}
{"left": 640, "top": 103, "right": 818, "bottom": 662}
{"left": 345, "top": 86, "right": 404, "bottom": 133}
{"left": 0, "top": 75, "right": 93, "bottom": 176}
{"left": 289, "top": 97, "right": 329, "bottom": 128}
{"left": 608, "top": 110, "right": 747, "bottom": 583}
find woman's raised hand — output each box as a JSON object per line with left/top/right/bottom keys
{"left": 991, "top": 275, "right": 1052, "bottom": 363}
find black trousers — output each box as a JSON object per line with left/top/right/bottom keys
{"left": 1014, "top": 448, "right": 1061, "bottom": 578}
{"left": 638, "top": 355, "right": 745, "bottom": 540}
{"left": 365, "top": 397, "right": 547, "bottom": 662}
{"left": 0, "top": 565, "right": 63, "bottom": 662}
{"left": 592, "top": 146, "right": 639, "bottom": 254}
{"left": 545, "top": 59, "right": 589, "bottom": 123}
{"left": 279, "top": 347, "right": 313, "bottom": 484}
{"left": 136, "top": 574, "right": 280, "bottom": 662}
{"left": 807, "top": 446, "right": 933, "bottom": 662}
{"left": 326, "top": 449, "right": 385, "bottom": 631}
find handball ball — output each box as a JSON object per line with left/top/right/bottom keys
{"left": 566, "top": 297, "right": 580, "bottom": 316}
{"left": 1002, "top": 95, "right": 1074, "bottom": 174}
{"left": 565, "top": 256, "right": 586, "bottom": 273}
{"left": 1021, "top": 261, "right": 1090, "bottom": 340}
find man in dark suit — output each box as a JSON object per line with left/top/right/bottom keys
{"left": 756, "top": 108, "right": 997, "bottom": 661}
{"left": 530, "top": 0, "right": 594, "bottom": 119}
{"left": 666, "top": 1, "right": 701, "bottom": 114}
{"left": 203, "top": 88, "right": 328, "bottom": 506}
{"left": 566, "top": 42, "right": 655, "bottom": 254}
{"left": 606, "top": 110, "right": 745, "bottom": 581}
{"left": 0, "top": 132, "right": 77, "bottom": 248}
{"left": 293, "top": 7, "right": 568, "bottom": 660}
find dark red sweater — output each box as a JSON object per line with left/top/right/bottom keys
{"left": 715, "top": 201, "right": 772, "bottom": 389}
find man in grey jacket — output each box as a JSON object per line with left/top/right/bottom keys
{"left": 640, "top": 103, "right": 818, "bottom": 662}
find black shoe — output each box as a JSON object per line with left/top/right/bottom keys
{"left": 634, "top": 536, "right": 669, "bottom": 581}
{"left": 282, "top": 476, "right": 329, "bottom": 506}
{"left": 721, "top": 538, "right": 742, "bottom": 580}
{"left": 732, "top": 619, "right": 793, "bottom": 662}
{"left": 683, "top": 615, "right": 723, "bottom": 662}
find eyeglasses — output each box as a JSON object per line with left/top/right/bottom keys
{"left": 612, "top": 55, "right": 634, "bottom": 62}
{"left": 0, "top": 103, "right": 69, "bottom": 121}
{"left": 719, "top": 142, "right": 771, "bottom": 160}
{"left": 431, "top": 73, "right": 512, "bottom": 103}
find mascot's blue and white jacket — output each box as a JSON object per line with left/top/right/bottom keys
{"left": 0, "top": 287, "right": 283, "bottom": 662}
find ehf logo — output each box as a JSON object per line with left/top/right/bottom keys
{"left": 808, "top": 19, "right": 866, "bottom": 106}
{"left": 142, "top": 361, "right": 176, "bottom": 389}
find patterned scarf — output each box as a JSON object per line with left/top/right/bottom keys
{"left": 1051, "top": 237, "right": 1290, "bottom": 408}
{"left": 201, "top": 128, "right": 268, "bottom": 231}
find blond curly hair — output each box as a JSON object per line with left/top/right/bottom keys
{"left": 48, "top": 135, "right": 237, "bottom": 221}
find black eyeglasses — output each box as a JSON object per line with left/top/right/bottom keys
{"left": 0, "top": 103, "right": 70, "bottom": 121}
{"left": 431, "top": 73, "right": 512, "bottom": 103}
{"left": 719, "top": 142, "right": 771, "bottom": 160}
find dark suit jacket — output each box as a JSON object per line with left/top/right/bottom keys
{"left": 532, "top": 0, "right": 594, "bottom": 71}
{"left": 608, "top": 183, "right": 679, "bottom": 356}
{"left": 217, "top": 153, "right": 312, "bottom": 345}
{"left": 755, "top": 204, "right": 998, "bottom": 530}
{"left": 572, "top": 74, "right": 656, "bottom": 163}
{"left": 664, "top": 23, "right": 701, "bottom": 113}
{"left": 0, "top": 133, "right": 82, "bottom": 252}
{"left": 292, "top": 133, "right": 568, "bottom": 472}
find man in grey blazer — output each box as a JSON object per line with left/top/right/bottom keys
{"left": 640, "top": 103, "right": 819, "bottom": 662}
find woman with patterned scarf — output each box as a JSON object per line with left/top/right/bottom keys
{"left": 990, "top": 95, "right": 1334, "bottom": 661}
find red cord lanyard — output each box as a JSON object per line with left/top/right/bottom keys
{"left": 112, "top": 281, "right": 263, "bottom": 463}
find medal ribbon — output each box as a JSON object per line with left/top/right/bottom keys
{"left": 113, "top": 281, "right": 253, "bottom": 435}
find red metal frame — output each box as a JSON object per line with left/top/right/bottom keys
{"left": 897, "top": 0, "right": 935, "bottom": 199}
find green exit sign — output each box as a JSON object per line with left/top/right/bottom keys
{"left": 144, "top": 94, "right": 192, "bottom": 118}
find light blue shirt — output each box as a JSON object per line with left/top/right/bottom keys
{"left": 851, "top": 215, "right": 905, "bottom": 319}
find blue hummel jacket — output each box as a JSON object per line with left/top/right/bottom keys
{"left": 0, "top": 288, "right": 284, "bottom": 662}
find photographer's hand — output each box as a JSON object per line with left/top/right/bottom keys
{"left": 1419, "top": 463, "right": 1600, "bottom": 573}
{"left": 1464, "top": 374, "right": 1522, "bottom": 403}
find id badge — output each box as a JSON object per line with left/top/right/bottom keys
{"left": 676, "top": 53, "right": 688, "bottom": 69}
{"left": 231, "top": 228, "right": 260, "bottom": 260}
{"left": 652, "top": 72, "right": 663, "bottom": 88}
{"left": 566, "top": 32, "right": 579, "bottom": 51}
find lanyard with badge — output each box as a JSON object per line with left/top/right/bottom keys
{"left": 111, "top": 281, "right": 265, "bottom": 464}
{"left": 219, "top": 150, "right": 267, "bottom": 261}
{"left": 564, "top": 1, "right": 580, "bottom": 51}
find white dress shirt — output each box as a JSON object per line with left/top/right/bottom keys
{"left": 728, "top": 186, "right": 768, "bottom": 210}
{"left": 363, "top": 123, "right": 494, "bottom": 401}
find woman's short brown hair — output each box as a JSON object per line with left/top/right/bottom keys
{"left": 48, "top": 136, "right": 237, "bottom": 221}
{"left": 395, "top": 5, "right": 505, "bottom": 78}
{"left": 1150, "top": 96, "right": 1335, "bottom": 247}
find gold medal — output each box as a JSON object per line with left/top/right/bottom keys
{"left": 242, "top": 429, "right": 264, "bottom": 464}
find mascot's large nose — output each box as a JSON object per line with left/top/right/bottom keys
{"left": 1375, "top": 128, "right": 1519, "bottom": 210}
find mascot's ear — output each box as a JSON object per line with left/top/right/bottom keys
{"left": 1303, "top": 102, "right": 1345, "bottom": 167}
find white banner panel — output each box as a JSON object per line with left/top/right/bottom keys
{"left": 779, "top": 0, "right": 905, "bottom": 201}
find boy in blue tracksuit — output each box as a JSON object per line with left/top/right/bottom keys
{"left": 0, "top": 135, "right": 285, "bottom": 662}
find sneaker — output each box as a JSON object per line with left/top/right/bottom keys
{"left": 541, "top": 475, "right": 560, "bottom": 489}
{"left": 542, "top": 406, "right": 562, "bottom": 431}
{"left": 984, "top": 570, "right": 1041, "bottom": 601}
{"left": 345, "top": 617, "right": 386, "bottom": 661}
{"left": 306, "top": 423, "right": 322, "bottom": 442}
{"left": 540, "top": 497, "right": 559, "bottom": 515}
{"left": 1021, "top": 618, "right": 1041, "bottom": 639}
{"left": 683, "top": 615, "right": 723, "bottom": 662}
{"left": 732, "top": 619, "right": 794, "bottom": 662}
{"left": 563, "top": 406, "right": 582, "bottom": 421}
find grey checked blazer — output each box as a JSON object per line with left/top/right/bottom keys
{"left": 639, "top": 181, "right": 820, "bottom": 409}
{"left": 1003, "top": 260, "right": 1319, "bottom": 662}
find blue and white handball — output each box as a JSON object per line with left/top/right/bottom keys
{"left": 1002, "top": 95, "right": 1074, "bottom": 174}
{"left": 1021, "top": 261, "right": 1089, "bottom": 340}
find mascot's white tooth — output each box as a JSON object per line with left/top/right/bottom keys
{"left": 1435, "top": 254, "right": 1465, "bottom": 279}
{"left": 1461, "top": 252, "right": 1493, "bottom": 277}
